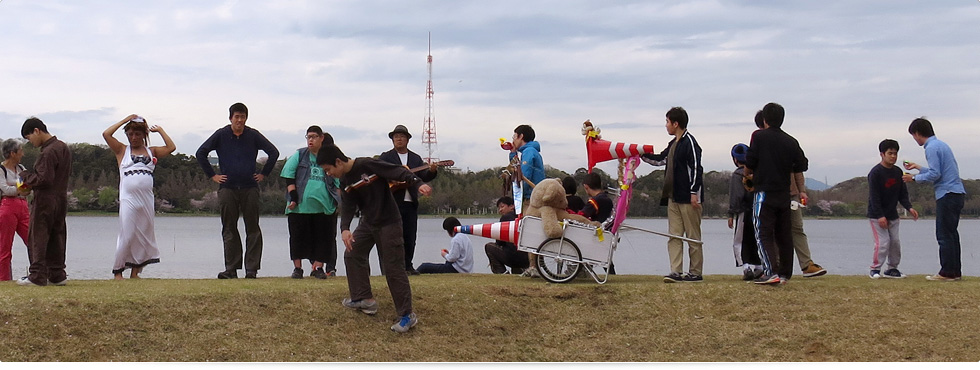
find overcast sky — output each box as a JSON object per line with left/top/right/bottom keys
{"left": 2, "top": 0, "right": 978, "bottom": 185}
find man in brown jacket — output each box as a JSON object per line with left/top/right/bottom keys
{"left": 17, "top": 117, "right": 73, "bottom": 286}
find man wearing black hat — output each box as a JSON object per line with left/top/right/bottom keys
{"left": 379, "top": 124, "right": 438, "bottom": 275}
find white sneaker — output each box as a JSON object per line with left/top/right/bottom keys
{"left": 16, "top": 276, "right": 42, "bottom": 286}
{"left": 391, "top": 312, "right": 418, "bottom": 333}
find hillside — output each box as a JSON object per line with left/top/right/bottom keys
{"left": 6, "top": 139, "right": 978, "bottom": 217}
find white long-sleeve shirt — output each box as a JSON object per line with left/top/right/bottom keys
{"left": 445, "top": 233, "right": 474, "bottom": 273}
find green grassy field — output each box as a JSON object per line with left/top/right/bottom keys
{"left": 1, "top": 274, "right": 977, "bottom": 362}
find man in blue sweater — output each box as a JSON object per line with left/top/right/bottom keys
{"left": 903, "top": 118, "right": 966, "bottom": 281}
{"left": 196, "top": 103, "right": 280, "bottom": 279}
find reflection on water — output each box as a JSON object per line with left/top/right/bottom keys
{"left": 6, "top": 216, "right": 978, "bottom": 280}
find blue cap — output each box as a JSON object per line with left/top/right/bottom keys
{"left": 731, "top": 143, "right": 748, "bottom": 164}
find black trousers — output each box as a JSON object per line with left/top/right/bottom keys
{"left": 287, "top": 213, "right": 337, "bottom": 269}
{"left": 753, "top": 191, "right": 794, "bottom": 278}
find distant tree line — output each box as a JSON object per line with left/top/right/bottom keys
{"left": 6, "top": 137, "right": 978, "bottom": 218}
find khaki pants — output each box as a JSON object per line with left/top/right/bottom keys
{"left": 667, "top": 199, "right": 703, "bottom": 275}
{"left": 790, "top": 194, "right": 813, "bottom": 269}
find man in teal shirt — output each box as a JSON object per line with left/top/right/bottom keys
{"left": 281, "top": 126, "right": 341, "bottom": 279}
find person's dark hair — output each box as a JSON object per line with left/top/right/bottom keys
{"left": 2, "top": 139, "right": 23, "bottom": 160}
{"left": 878, "top": 139, "right": 900, "bottom": 153}
{"left": 316, "top": 144, "right": 349, "bottom": 165}
{"left": 322, "top": 132, "right": 334, "bottom": 146}
{"left": 753, "top": 110, "right": 764, "bottom": 129}
{"left": 21, "top": 117, "right": 48, "bottom": 138}
{"left": 124, "top": 118, "right": 150, "bottom": 147}
{"left": 496, "top": 196, "right": 514, "bottom": 207}
{"left": 666, "top": 107, "right": 689, "bottom": 129}
{"left": 908, "top": 117, "right": 935, "bottom": 138}
{"left": 307, "top": 125, "right": 323, "bottom": 136}
{"left": 561, "top": 176, "right": 577, "bottom": 195}
{"left": 514, "top": 124, "right": 535, "bottom": 142}
{"left": 229, "top": 102, "right": 248, "bottom": 119}
{"left": 582, "top": 172, "right": 602, "bottom": 190}
{"left": 443, "top": 216, "right": 461, "bottom": 233}
{"left": 762, "top": 102, "right": 785, "bottom": 128}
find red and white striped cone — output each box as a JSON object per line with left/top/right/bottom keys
{"left": 454, "top": 220, "right": 520, "bottom": 243}
{"left": 586, "top": 138, "right": 655, "bottom": 172}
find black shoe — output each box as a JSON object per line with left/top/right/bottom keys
{"left": 291, "top": 268, "right": 303, "bottom": 279}
{"left": 245, "top": 270, "right": 258, "bottom": 279}
{"left": 406, "top": 268, "right": 420, "bottom": 276}
{"left": 217, "top": 270, "right": 238, "bottom": 279}
{"left": 311, "top": 268, "right": 327, "bottom": 280}
{"left": 742, "top": 269, "right": 755, "bottom": 281}
{"left": 663, "top": 272, "right": 683, "bottom": 283}
{"left": 511, "top": 268, "right": 525, "bottom": 275}
{"left": 682, "top": 273, "right": 703, "bottom": 283}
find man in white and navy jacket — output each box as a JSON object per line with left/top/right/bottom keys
{"left": 641, "top": 106, "right": 704, "bottom": 283}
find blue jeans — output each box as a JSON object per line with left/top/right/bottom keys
{"left": 936, "top": 193, "right": 964, "bottom": 278}
{"left": 417, "top": 261, "right": 458, "bottom": 274}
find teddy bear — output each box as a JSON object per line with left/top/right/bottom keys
{"left": 525, "top": 178, "right": 599, "bottom": 238}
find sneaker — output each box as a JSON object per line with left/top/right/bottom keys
{"left": 50, "top": 278, "right": 68, "bottom": 286}
{"left": 663, "top": 272, "right": 683, "bottom": 283}
{"left": 406, "top": 268, "right": 420, "bottom": 276}
{"left": 342, "top": 298, "right": 379, "bottom": 315}
{"left": 882, "top": 269, "right": 906, "bottom": 279}
{"left": 291, "top": 268, "right": 304, "bottom": 279}
{"left": 391, "top": 312, "right": 418, "bottom": 333}
{"left": 778, "top": 276, "right": 790, "bottom": 285}
{"left": 520, "top": 269, "right": 540, "bottom": 278}
{"left": 753, "top": 274, "right": 781, "bottom": 285}
{"left": 869, "top": 270, "right": 881, "bottom": 279}
{"left": 741, "top": 268, "right": 755, "bottom": 281}
{"left": 245, "top": 270, "right": 258, "bottom": 279}
{"left": 682, "top": 273, "right": 703, "bottom": 283}
{"left": 926, "top": 274, "right": 960, "bottom": 281}
{"left": 16, "top": 276, "right": 42, "bottom": 286}
{"left": 325, "top": 269, "right": 337, "bottom": 277}
{"left": 217, "top": 270, "right": 238, "bottom": 279}
{"left": 511, "top": 267, "right": 525, "bottom": 275}
{"left": 311, "top": 268, "right": 327, "bottom": 280}
{"left": 802, "top": 262, "right": 827, "bottom": 277}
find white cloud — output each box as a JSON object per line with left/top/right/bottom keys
{"left": 1, "top": 1, "right": 979, "bottom": 184}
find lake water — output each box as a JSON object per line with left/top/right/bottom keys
{"left": 5, "top": 216, "right": 978, "bottom": 280}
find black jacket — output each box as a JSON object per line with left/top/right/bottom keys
{"left": 641, "top": 131, "right": 703, "bottom": 206}
{"left": 378, "top": 149, "right": 438, "bottom": 204}
{"left": 745, "top": 128, "right": 808, "bottom": 193}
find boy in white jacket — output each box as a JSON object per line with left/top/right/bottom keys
{"left": 417, "top": 217, "right": 474, "bottom": 273}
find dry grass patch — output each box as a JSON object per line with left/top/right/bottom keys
{"left": 1, "top": 274, "right": 979, "bottom": 361}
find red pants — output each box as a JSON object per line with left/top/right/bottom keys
{"left": 0, "top": 197, "right": 30, "bottom": 281}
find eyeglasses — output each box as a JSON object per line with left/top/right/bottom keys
{"left": 305, "top": 134, "right": 320, "bottom": 140}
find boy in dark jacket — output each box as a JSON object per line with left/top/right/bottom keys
{"left": 318, "top": 144, "right": 432, "bottom": 333}
{"left": 727, "top": 143, "right": 762, "bottom": 281}
{"left": 641, "top": 107, "right": 704, "bottom": 283}
{"left": 745, "top": 102, "right": 808, "bottom": 285}
{"left": 867, "top": 139, "right": 918, "bottom": 279}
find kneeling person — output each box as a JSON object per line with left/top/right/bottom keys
{"left": 418, "top": 217, "right": 473, "bottom": 274}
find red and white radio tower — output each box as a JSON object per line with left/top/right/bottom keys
{"left": 421, "top": 32, "right": 438, "bottom": 164}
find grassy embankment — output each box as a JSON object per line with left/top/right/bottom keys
{"left": 1, "top": 274, "right": 978, "bottom": 362}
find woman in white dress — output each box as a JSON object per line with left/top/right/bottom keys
{"left": 103, "top": 114, "right": 176, "bottom": 280}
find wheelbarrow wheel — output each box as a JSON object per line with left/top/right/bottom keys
{"left": 535, "top": 238, "right": 582, "bottom": 283}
